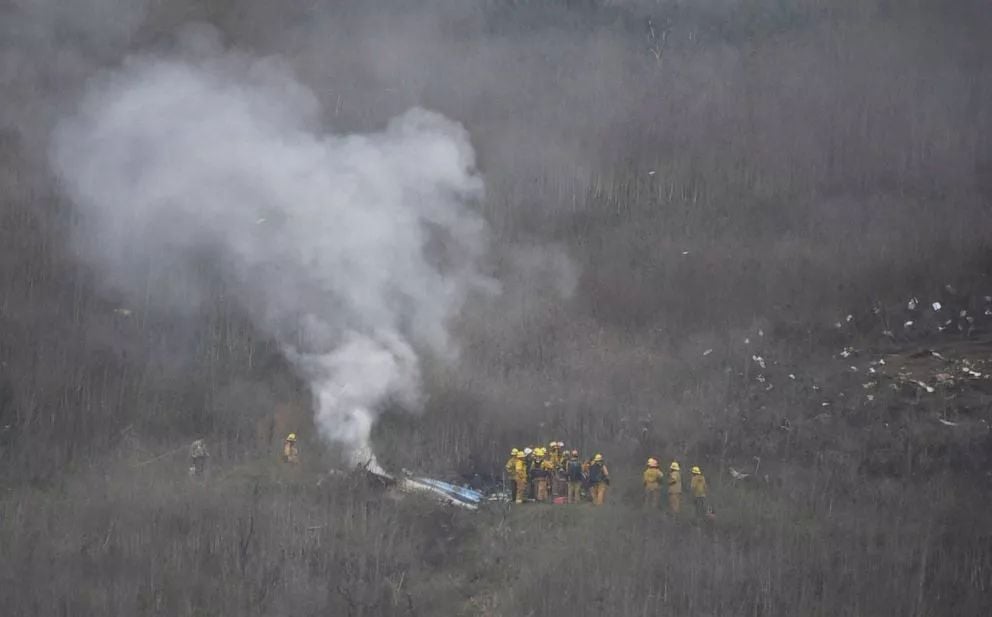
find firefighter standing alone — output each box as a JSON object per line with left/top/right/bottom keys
{"left": 282, "top": 433, "right": 300, "bottom": 464}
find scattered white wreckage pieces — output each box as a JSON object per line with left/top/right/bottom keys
{"left": 932, "top": 302, "right": 942, "bottom": 311}
{"left": 752, "top": 355, "right": 766, "bottom": 369}
{"left": 907, "top": 297, "right": 919, "bottom": 311}
{"left": 937, "top": 418, "right": 959, "bottom": 427}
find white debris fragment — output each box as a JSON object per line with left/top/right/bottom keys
{"left": 788, "top": 374, "right": 796, "bottom": 380}
{"left": 756, "top": 374, "right": 766, "bottom": 383}
{"left": 904, "top": 321, "right": 914, "bottom": 328}
{"left": 821, "top": 402, "right": 830, "bottom": 407}
{"left": 914, "top": 380, "right": 935, "bottom": 393}
{"left": 834, "top": 322, "right": 843, "bottom": 329}
{"left": 868, "top": 367, "right": 877, "bottom": 374}
{"left": 703, "top": 349, "right": 713, "bottom": 356}
{"left": 878, "top": 359, "right": 886, "bottom": 365}
{"left": 961, "top": 367, "right": 983, "bottom": 378}
{"left": 866, "top": 394, "right": 874, "bottom": 402}
{"left": 907, "top": 297, "right": 918, "bottom": 310}
{"left": 882, "top": 330, "right": 894, "bottom": 338}
{"left": 930, "top": 351, "right": 945, "bottom": 360}
{"left": 752, "top": 355, "right": 765, "bottom": 369}
{"left": 255, "top": 217, "right": 267, "bottom": 224}
{"left": 850, "top": 366, "right": 858, "bottom": 372}
{"left": 744, "top": 338, "right": 750, "bottom": 345}
{"left": 931, "top": 302, "right": 941, "bottom": 311}
{"left": 758, "top": 329, "right": 764, "bottom": 337}
{"left": 960, "top": 310, "right": 968, "bottom": 318}
{"left": 846, "top": 314, "right": 853, "bottom": 323}
{"left": 862, "top": 381, "right": 877, "bottom": 389}
{"left": 113, "top": 308, "right": 132, "bottom": 316}
{"left": 681, "top": 250, "right": 689, "bottom": 256}
{"left": 648, "top": 170, "right": 656, "bottom": 175}
{"left": 938, "top": 418, "right": 959, "bottom": 427}
{"left": 985, "top": 309, "right": 992, "bottom": 316}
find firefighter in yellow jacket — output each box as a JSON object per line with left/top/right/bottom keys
{"left": 282, "top": 433, "right": 300, "bottom": 464}
{"left": 513, "top": 451, "right": 529, "bottom": 503}
{"left": 690, "top": 466, "right": 708, "bottom": 518}
{"left": 643, "top": 458, "right": 663, "bottom": 509}
{"left": 530, "top": 448, "right": 550, "bottom": 502}
{"left": 505, "top": 448, "right": 520, "bottom": 500}
{"left": 667, "top": 461, "right": 682, "bottom": 514}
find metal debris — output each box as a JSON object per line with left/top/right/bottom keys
{"left": 907, "top": 297, "right": 918, "bottom": 310}
{"left": 937, "top": 418, "right": 959, "bottom": 427}
{"left": 788, "top": 374, "right": 796, "bottom": 380}
{"left": 752, "top": 355, "right": 766, "bottom": 369}
{"left": 703, "top": 348, "right": 713, "bottom": 356}
{"left": 931, "top": 302, "right": 942, "bottom": 311}
{"left": 904, "top": 321, "right": 914, "bottom": 328}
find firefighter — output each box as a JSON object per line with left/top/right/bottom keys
{"left": 531, "top": 448, "right": 550, "bottom": 502}
{"left": 588, "top": 454, "right": 610, "bottom": 505}
{"left": 189, "top": 438, "right": 209, "bottom": 477}
{"left": 548, "top": 441, "right": 563, "bottom": 469}
{"left": 668, "top": 461, "right": 682, "bottom": 514}
{"left": 691, "top": 466, "right": 708, "bottom": 518}
{"left": 513, "top": 451, "right": 529, "bottom": 504}
{"left": 565, "top": 450, "right": 584, "bottom": 504}
{"left": 540, "top": 450, "right": 556, "bottom": 501}
{"left": 643, "top": 457, "right": 663, "bottom": 509}
{"left": 282, "top": 433, "right": 300, "bottom": 464}
{"left": 505, "top": 448, "right": 520, "bottom": 500}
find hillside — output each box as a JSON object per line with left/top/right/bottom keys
{"left": 2, "top": 1, "right": 992, "bottom": 615}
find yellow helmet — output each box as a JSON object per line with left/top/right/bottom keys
{"left": 593, "top": 453, "right": 603, "bottom": 462}
{"left": 691, "top": 466, "right": 701, "bottom": 475}
{"left": 647, "top": 458, "right": 659, "bottom": 467}
{"left": 286, "top": 433, "right": 297, "bottom": 442}
{"left": 670, "top": 461, "right": 680, "bottom": 471}
{"left": 511, "top": 448, "right": 519, "bottom": 456}
{"left": 536, "top": 447, "right": 546, "bottom": 457}
{"left": 516, "top": 451, "right": 526, "bottom": 459}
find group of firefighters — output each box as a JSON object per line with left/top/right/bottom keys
{"left": 191, "top": 434, "right": 710, "bottom": 517}
{"left": 504, "top": 442, "right": 711, "bottom": 517}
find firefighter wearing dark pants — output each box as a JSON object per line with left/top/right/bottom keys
{"left": 643, "top": 458, "right": 663, "bottom": 509}
{"left": 668, "top": 461, "right": 682, "bottom": 514}
{"left": 565, "top": 450, "right": 583, "bottom": 503}
{"left": 691, "top": 466, "right": 708, "bottom": 518}
{"left": 513, "top": 452, "right": 528, "bottom": 504}
{"left": 588, "top": 454, "right": 609, "bottom": 505}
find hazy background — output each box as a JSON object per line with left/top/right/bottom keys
{"left": 1, "top": 1, "right": 991, "bottom": 615}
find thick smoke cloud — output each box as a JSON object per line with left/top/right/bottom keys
{"left": 51, "top": 37, "right": 496, "bottom": 469}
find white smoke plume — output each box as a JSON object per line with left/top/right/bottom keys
{"left": 50, "top": 37, "right": 497, "bottom": 470}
